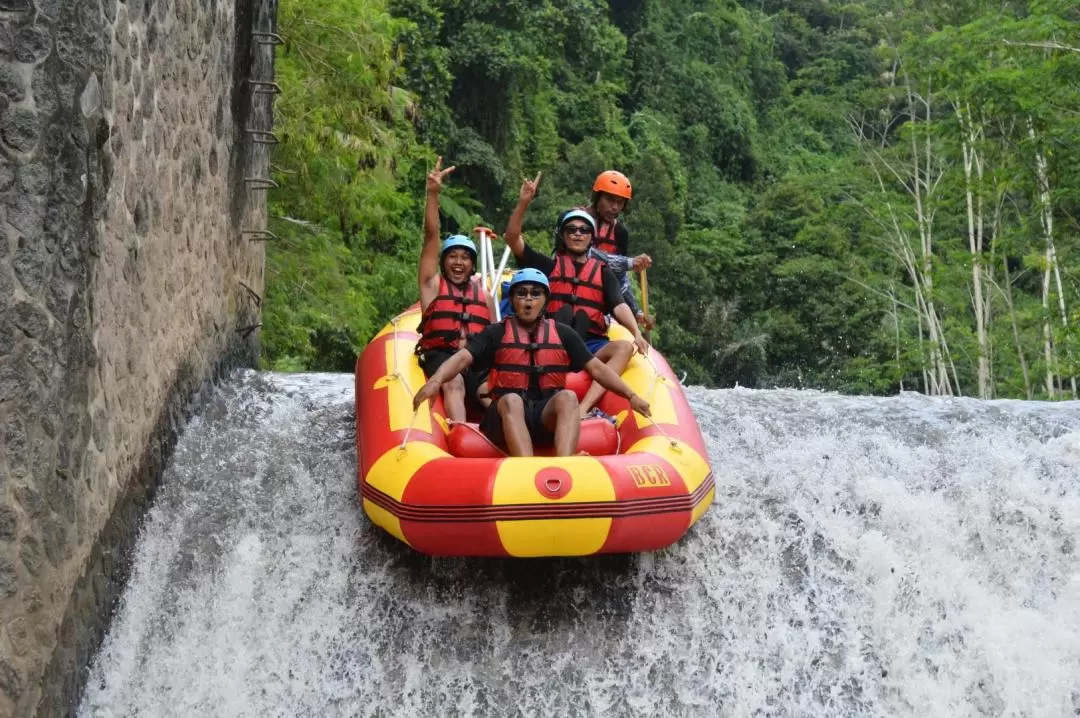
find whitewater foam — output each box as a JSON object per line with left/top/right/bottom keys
{"left": 79, "top": 373, "right": 1080, "bottom": 717}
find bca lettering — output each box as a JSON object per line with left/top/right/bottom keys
{"left": 627, "top": 464, "right": 671, "bottom": 488}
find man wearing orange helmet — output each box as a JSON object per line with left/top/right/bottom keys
{"left": 583, "top": 170, "right": 654, "bottom": 329}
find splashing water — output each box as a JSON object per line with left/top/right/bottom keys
{"left": 79, "top": 371, "right": 1080, "bottom": 717}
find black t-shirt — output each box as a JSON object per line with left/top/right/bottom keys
{"left": 466, "top": 320, "right": 594, "bottom": 397}
{"left": 517, "top": 244, "right": 626, "bottom": 332}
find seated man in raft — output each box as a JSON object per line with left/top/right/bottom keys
{"left": 413, "top": 269, "right": 650, "bottom": 457}
{"left": 415, "top": 157, "right": 496, "bottom": 422}
{"left": 504, "top": 173, "right": 650, "bottom": 418}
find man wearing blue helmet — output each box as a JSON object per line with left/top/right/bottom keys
{"left": 502, "top": 173, "right": 650, "bottom": 419}
{"left": 416, "top": 157, "right": 497, "bottom": 422}
{"left": 414, "top": 269, "right": 649, "bottom": 456}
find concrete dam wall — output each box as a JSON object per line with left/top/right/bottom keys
{"left": 0, "top": 0, "right": 275, "bottom": 714}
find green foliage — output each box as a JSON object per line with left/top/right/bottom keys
{"left": 263, "top": 0, "right": 1080, "bottom": 400}
{"left": 263, "top": 0, "right": 426, "bottom": 370}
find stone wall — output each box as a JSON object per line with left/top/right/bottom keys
{"left": 0, "top": 0, "right": 273, "bottom": 715}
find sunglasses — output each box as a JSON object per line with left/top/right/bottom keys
{"left": 512, "top": 287, "right": 546, "bottom": 299}
{"left": 563, "top": 224, "right": 594, "bottom": 236}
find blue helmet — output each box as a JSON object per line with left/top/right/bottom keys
{"left": 508, "top": 268, "right": 550, "bottom": 294}
{"left": 556, "top": 209, "right": 597, "bottom": 235}
{"left": 441, "top": 235, "right": 477, "bottom": 260}
{"left": 553, "top": 209, "right": 597, "bottom": 251}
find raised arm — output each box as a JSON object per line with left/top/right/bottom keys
{"left": 419, "top": 157, "right": 456, "bottom": 309}
{"left": 503, "top": 172, "right": 542, "bottom": 259}
{"left": 412, "top": 348, "right": 475, "bottom": 410}
{"left": 582, "top": 357, "right": 651, "bottom": 416}
{"left": 612, "top": 302, "right": 649, "bottom": 355}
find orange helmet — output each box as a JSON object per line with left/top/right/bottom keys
{"left": 592, "top": 170, "right": 632, "bottom": 200}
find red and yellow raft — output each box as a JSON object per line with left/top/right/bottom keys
{"left": 354, "top": 303, "right": 715, "bottom": 557}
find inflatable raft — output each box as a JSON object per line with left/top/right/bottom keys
{"left": 354, "top": 304, "right": 715, "bottom": 557}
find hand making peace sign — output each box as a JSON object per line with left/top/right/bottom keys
{"left": 426, "top": 156, "right": 456, "bottom": 193}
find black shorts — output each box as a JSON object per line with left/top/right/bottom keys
{"left": 418, "top": 349, "right": 489, "bottom": 406}
{"left": 480, "top": 393, "right": 556, "bottom": 450}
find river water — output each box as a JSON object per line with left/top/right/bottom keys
{"left": 78, "top": 371, "right": 1080, "bottom": 717}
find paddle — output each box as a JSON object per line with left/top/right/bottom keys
{"left": 640, "top": 267, "right": 652, "bottom": 343}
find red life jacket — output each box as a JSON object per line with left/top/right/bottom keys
{"left": 489, "top": 318, "right": 571, "bottom": 397}
{"left": 417, "top": 276, "right": 492, "bottom": 352}
{"left": 594, "top": 219, "right": 619, "bottom": 255}
{"left": 547, "top": 254, "right": 607, "bottom": 337}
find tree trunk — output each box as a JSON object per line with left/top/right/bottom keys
{"left": 907, "top": 80, "right": 953, "bottom": 395}
{"left": 958, "top": 104, "right": 991, "bottom": 398}
{"left": 891, "top": 286, "right": 904, "bottom": 390}
{"left": 1001, "top": 255, "right": 1033, "bottom": 399}
{"left": 847, "top": 72, "right": 955, "bottom": 396}
{"left": 1029, "top": 119, "right": 1070, "bottom": 397}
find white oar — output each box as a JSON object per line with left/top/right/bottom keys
{"left": 485, "top": 232, "right": 497, "bottom": 290}
{"left": 494, "top": 245, "right": 511, "bottom": 283}
{"left": 478, "top": 229, "right": 488, "bottom": 285}
{"left": 473, "top": 226, "right": 496, "bottom": 292}
{"left": 492, "top": 245, "right": 511, "bottom": 321}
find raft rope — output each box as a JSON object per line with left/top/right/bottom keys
{"left": 643, "top": 354, "right": 665, "bottom": 403}
{"left": 389, "top": 315, "right": 421, "bottom": 454}
{"left": 638, "top": 350, "right": 681, "bottom": 452}
{"left": 388, "top": 316, "right": 416, "bottom": 399}
{"left": 400, "top": 409, "right": 420, "bottom": 452}
{"left": 644, "top": 415, "right": 680, "bottom": 451}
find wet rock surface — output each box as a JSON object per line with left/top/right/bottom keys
{"left": 0, "top": 0, "right": 273, "bottom": 715}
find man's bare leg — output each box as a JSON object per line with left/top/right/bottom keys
{"left": 579, "top": 340, "right": 634, "bottom": 416}
{"left": 440, "top": 373, "right": 467, "bottom": 422}
{"left": 497, "top": 394, "right": 533, "bottom": 456}
{"left": 541, "top": 390, "right": 580, "bottom": 456}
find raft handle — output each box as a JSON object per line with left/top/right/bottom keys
{"left": 544, "top": 477, "right": 563, "bottom": 494}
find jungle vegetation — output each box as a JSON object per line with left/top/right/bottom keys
{"left": 263, "top": 0, "right": 1080, "bottom": 399}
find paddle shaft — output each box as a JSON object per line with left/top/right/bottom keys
{"left": 640, "top": 268, "right": 652, "bottom": 342}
